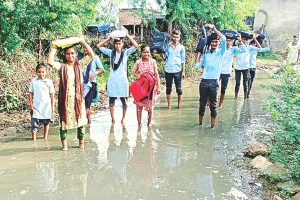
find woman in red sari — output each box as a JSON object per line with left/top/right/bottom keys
{"left": 132, "top": 45, "right": 161, "bottom": 127}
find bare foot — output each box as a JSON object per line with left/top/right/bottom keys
{"left": 79, "top": 144, "right": 84, "bottom": 149}
{"left": 112, "top": 118, "right": 115, "bottom": 124}
{"left": 167, "top": 105, "right": 171, "bottom": 109}
{"left": 62, "top": 146, "right": 68, "bottom": 151}
{"left": 121, "top": 118, "right": 125, "bottom": 126}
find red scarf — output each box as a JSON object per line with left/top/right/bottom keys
{"left": 58, "top": 60, "right": 84, "bottom": 125}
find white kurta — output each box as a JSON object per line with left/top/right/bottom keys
{"left": 100, "top": 47, "right": 137, "bottom": 97}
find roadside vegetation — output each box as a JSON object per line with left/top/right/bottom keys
{"left": 262, "top": 65, "right": 300, "bottom": 199}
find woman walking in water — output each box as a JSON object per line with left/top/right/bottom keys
{"left": 48, "top": 37, "right": 94, "bottom": 150}
{"left": 132, "top": 45, "right": 161, "bottom": 126}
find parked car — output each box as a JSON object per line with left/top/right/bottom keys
{"left": 86, "top": 23, "right": 128, "bottom": 38}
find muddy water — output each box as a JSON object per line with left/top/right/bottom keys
{"left": 0, "top": 73, "right": 274, "bottom": 200}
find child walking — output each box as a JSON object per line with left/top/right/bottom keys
{"left": 96, "top": 33, "right": 138, "bottom": 125}
{"left": 29, "top": 63, "right": 55, "bottom": 140}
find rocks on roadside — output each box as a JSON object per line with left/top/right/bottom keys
{"left": 265, "top": 163, "right": 286, "bottom": 176}
{"left": 292, "top": 186, "right": 300, "bottom": 194}
{"left": 243, "top": 140, "right": 268, "bottom": 157}
{"left": 250, "top": 155, "right": 273, "bottom": 170}
{"left": 272, "top": 195, "right": 283, "bottom": 200}
{"left": 291, "top": 192, "right": 300, "bottom": 200}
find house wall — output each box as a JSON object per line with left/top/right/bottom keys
{"left": 254, "top": 0, "right": 300, "bottom": 51}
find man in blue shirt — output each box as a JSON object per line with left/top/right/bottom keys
{"left": 234, "top": 34, "right": 262, "bottom": 99}
{"left": 161, "top": 30, "right": 186, "bottom": 109}
{"left": 195, "top": 24, "right": 226, "bottom": 128}
{"left": 218, "top": 34, "right": 246, "bottom": 107}
{"left": 248, "top": 37, "right": 270, "bottom": 98}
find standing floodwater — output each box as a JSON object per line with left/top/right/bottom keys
{"left": 0, "top": 73, "right": 273, "bottom": 200}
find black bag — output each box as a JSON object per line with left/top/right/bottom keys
{"left": 238, "top": 31, "right": 253, "bottom": 39}
{"left": 196, "top": 26, "right": 211, "bottom": 54}
{"left": 221, "top": 29, "right": 239, "bottom": 39}
{"left": 150, "top": 32, "right": 170, "bottom": 53}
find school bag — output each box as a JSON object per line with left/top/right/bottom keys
{"left": 196, "top": 26, "right": 211, "bottom": 54}
{"left": 129, "top": 72, "right": 157, "bottom": 102}
{"left": 220, "top": 29, "right": 239, "bottom": 39}
{"left": 150, "top": 32, "right": 170, "bottom": 53}
{"left": 238, "top": 31, "right": 253, "bottom": 39}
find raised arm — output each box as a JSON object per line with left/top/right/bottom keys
{"left": 96, "top": 36, "right": 112, "bottom": 48}
{"left": 81, "top": 39, "right": 94, "bottom": 59}
{"left": 126, "top": 33, "right": 138, "bottom": 48}
{"left": 264, "top": 37, "right": 269, "bottom": 48}
{"left": 47, "top": 43, "right": 60, "bottom": 69}
{"left": 205, "top": 24, "right": 224, "bottom": 39}
{"left": 253, "top": 34, "right": 262, "bottom": 48}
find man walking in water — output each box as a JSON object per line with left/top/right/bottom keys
{"left": 195, "top": 24, "right": 226, "bottom": 128}
{"left": 159, "top": 30, "right": 186, "bottom": 109}
{"left": 218, "top": 33, "right": 246, "bottom": 107}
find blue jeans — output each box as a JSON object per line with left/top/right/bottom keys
{"left": 199, "top": 79, "right": 219, "bottom": 118}
{"left": 220, "top": 74, "right": 231, "bottom": 94}
{"left": 165, "top": 71, "right": 183, "bottom": 95}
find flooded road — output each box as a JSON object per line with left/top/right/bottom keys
{"left": 0, "top": 73, "right": 274, "bottom": 200}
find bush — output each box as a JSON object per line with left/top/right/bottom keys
{"left": 263, "top": 66, "right": 300, "bottom": 181}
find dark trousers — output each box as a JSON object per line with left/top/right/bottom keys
{"left": 165, "top": 71, "right": 183, "bottom": 95}
{"left": 220, "top": 74, "right": 231, "bottom": 94}
{"left": 109, "top": 97, "right": 128, "bottom": 110}
{"left": 248, "top": 68, "right": 256, "bottom": 95}
{"left": 199, "top": 79, "right": 218, "bottom": 118}
{"left": 235, "top": 69, "right": 250, "bottom": 93}
{"left": 85, "top": 82, "right": 97, "bottom": 109}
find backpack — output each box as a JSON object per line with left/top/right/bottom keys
{"left": 196, "top": 26, "right": 211, "bottom": 54}
{"left": 129, "top": 72, "right": 157, "bottom": 102}
{"left": 150, "top": 32, "right": 170, "bottom": 53}
{"left": 220, "top": 29, "right": 239, "bottom": 39}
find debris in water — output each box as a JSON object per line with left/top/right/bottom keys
{"left": 178, "top": 190, "right": 185, "bottom": 193}
{"left": 227, "top": 187, "right": 248, "bottom": 200}
{"left": 255, "top": 183, "right": 262, "bottom": 187}
{"left": 212, "top": 171, "right": 219, "bottom": 174}
{"left": 20, "top": 190, "right": 28, "bottom": 195}
{"left": 154, "top": 184, "right": 160, "bottom": 189}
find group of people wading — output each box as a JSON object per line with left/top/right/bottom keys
{"left": 28, "top": 23, "right": 269, "bottom": 150}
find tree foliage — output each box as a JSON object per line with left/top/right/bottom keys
{"left": 0, "top": 0, "right": 98, "bottom": 56}
{"left": 130, "top": 0, "right": 263, "bottom": 32}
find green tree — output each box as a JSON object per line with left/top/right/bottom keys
{"left": 129, "top": 0, "right": 262, "bottom": 33}
{"left": 0, "top": 0, "right": 99, "bottom": 57}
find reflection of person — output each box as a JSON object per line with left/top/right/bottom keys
{"left": 218, "top": 34, "right": 245, "bottom": 108}
{"left": 48, "top": 37, "right": 94, "bottom": 150}
{"left": 195, "top": 24, "right": 226, "bottom": 128}
{"left": 248, "top": 37, "right": 270, "bottom": 98}
{"left": 96, "top": 34, "right": 138, "bottom": 125}
{"left": 36, "top": 162, "right": 58, "bottom": 193}
{"left": 158, "top": 30, "right": 186, "bottom": 109}
{"left": 82, "top": 41, "right": 105, "bottom": 124}
{"left": 29, "top": 63, "right": 55, "bottom": 140}
{"left": 132, "top": 45, "right": 161, "bottom": 127}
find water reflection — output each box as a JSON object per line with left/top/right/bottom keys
{"left": 0, "top": 76, "right": 272, "bottom": 200}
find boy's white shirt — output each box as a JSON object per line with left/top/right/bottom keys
{"left": 29, "top": 78, "right": 55, "bottom": 119}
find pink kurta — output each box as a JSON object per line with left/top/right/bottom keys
{"left": 133, "top": 58, "right": 159, "bottom": 111}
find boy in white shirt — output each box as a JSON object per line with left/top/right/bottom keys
{"left": 29, "top": 64, "right": 55, "bottom": 140}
